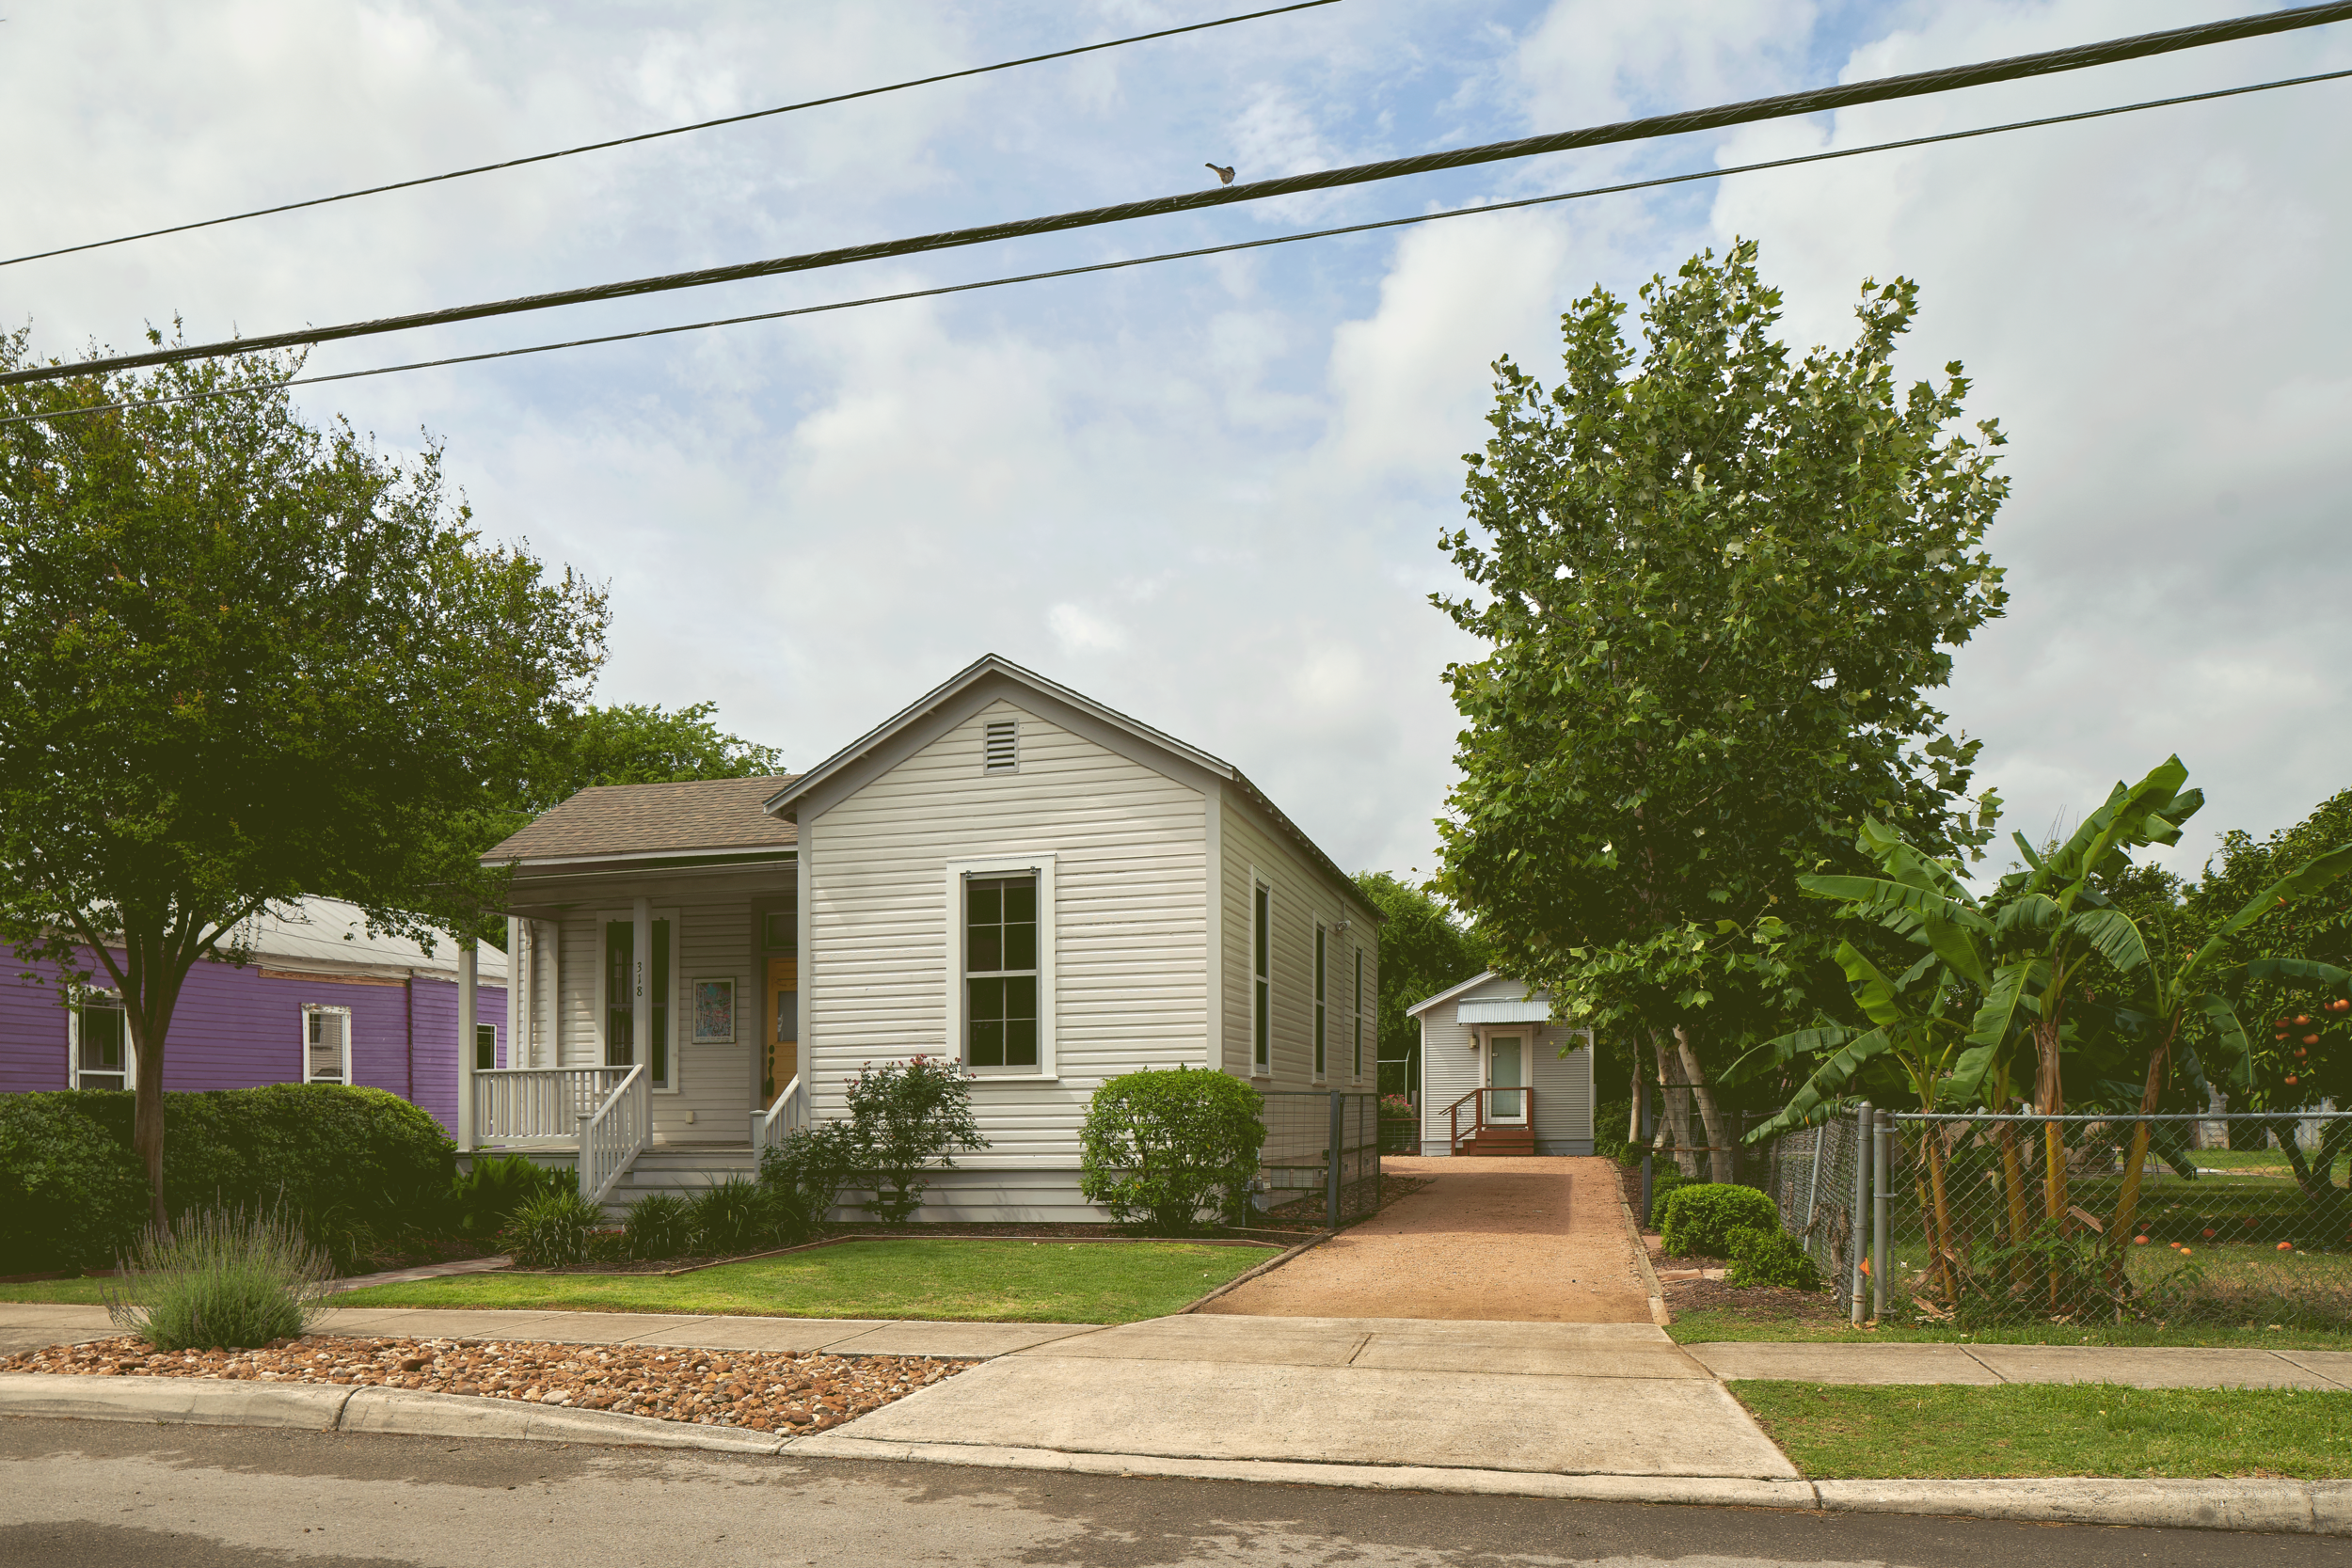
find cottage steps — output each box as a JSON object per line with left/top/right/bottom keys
{"left": 1459, "top": 1128, "right": 1536, "bottom": 1156}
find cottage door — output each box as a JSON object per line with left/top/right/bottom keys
{"left": 1485, "top": 1033, "right": 1528, "bottom": 1124}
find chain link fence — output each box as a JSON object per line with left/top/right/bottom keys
{"left": 1849, "top": 1112, "right": 2352, "bottom": 1330}
{"left": 1256, "top": 1090, "right": 1383, "bottom": 1230}
{"left": 1749, "top": 1113, "right": 1867, "bottom": 1318}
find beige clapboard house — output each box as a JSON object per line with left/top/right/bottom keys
{"left": 1409, "top": 973, "right": 1595, "bottom": 1158}
{"left": 469, "top": 655, "right": 1380, "bottom": 1219}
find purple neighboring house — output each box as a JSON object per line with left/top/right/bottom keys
{"left": 1, "top": 897, "right": 507, "bottom": 1134}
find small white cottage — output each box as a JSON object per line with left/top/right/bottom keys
{"left": 1408, "top": 973, "right": 1594, "bottom": 1156}
{"left": 469, "top": 655, "right": 1381, "bottom": 1218}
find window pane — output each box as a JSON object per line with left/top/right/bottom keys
{"left": 1003, "top": 915, "right": 1036, "bottom": 973}
{"left": 1005, "top": 974, "right": 1036, "bottom": 1022}
{"left": 605, "top": 922, "right": 633, "bottom": 1067}
{"left": 79, "top": 1003, "right": 124, "bottom": 1072}
{"left": 1253, "top": 886, "right": 1268, "bottom": 974}
{"left": 1005, "top": 1018, "right": 1038, "bottom": 1067}
{"left": 967, "top": 883, "right": 1000, "bottom": 927}
{"left": 1254, "top": 978, "right": 1268, "bottom": 1067}
{"left": 1003, "top": 881, "right": 1035, "bottom": 924}
{"left": 970, "top": 924, "right": 1002, "bottom": 974}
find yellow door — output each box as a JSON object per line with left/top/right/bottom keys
{"left": 763, "top": 956, "right": 798, "bottom": 1107}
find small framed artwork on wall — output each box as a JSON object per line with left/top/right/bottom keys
{"left": 691, "top": 977, "right": 737, "bottom": 1045}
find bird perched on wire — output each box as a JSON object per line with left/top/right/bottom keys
{"left": 1205, "top": 162, "right": 1235, "bottom": 185}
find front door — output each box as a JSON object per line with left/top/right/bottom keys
{"left": 763, "top": 955, "right": 798, "bottom": 1107}
{"left": 1486, "top": 1033, "right": 1527, "bottom": 1123}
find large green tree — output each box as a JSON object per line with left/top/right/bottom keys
{"left": 1351, "top": 872, "right": 1488, "bottom": 1100}
{"left": 0, "top": 331, "right": 609, "bottom": 1222}
{"left": 1431, "top": 242, "right": 2008, "bottom": 1179}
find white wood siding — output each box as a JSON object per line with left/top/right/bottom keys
{"left": 805, "top": 699, "right": 1209, "bottom": 1212}
{"left": 1215, "top": 788, "right": 1376, "bottom": 1091}
{"left": 1417, "top": 976, "right": 1595, "bottom": 1155}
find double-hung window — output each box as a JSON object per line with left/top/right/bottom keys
{"left": 1313, "top": 924, "right": 1327, "bottom": 1081}
{"left": 303, "top": 1006, "right": 351, "bottom": 1084}
{"left": 474, "top": 1022, "right": 498, "bottom": 1070}
{"left": 1252, "top": 881, "right": 1271, "bottom": 1075}
{"left": 70, "top": 990, "right": 130, "bottom": 1090}
{"left": 965, "top": 875, "right": 1039, "bottom": 1069}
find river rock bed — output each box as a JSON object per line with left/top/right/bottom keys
{"left": 3, "top": 1335, "right": 971, "bottom": 1433}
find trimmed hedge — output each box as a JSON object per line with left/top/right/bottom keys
{"left": 0, "top": 1086, "right": 456, "bottom": 1274}
{"left": 1077, "top": 1067, "right": 1266, "bottom": 1233}
{"left": 1659, "top": 1181, "right": 1780, "bottom": 1259}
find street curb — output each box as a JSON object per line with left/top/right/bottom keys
{"left": 5, "top": 1374, "right": 2345, "bottom": 1534}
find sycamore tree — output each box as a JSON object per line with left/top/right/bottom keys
{"left": 1431, "top": 242, "right": 2008, "bottom": 1180}
{"left": 1352, "top": 872, "right": 1488, "bottom": 1100}
{"left": 0, "top": 329, "right": 608, "bottom": 1223}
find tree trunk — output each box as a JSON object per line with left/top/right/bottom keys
{"left": 120, "top": 941, "right": 188, "bottom": 1233}
{"left": 1648, "top": 1028, "right": 1695, "bottom": 1177}
{"left": 1675, "top": 1026, "right": 1734, "bottom": 1183}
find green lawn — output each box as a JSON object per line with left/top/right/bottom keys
{"left": 320, "top": 1239, "right": 1272, "bottom": 1323}
{"left": 1733, "top": 1381, "right": 2352, "bottom": 1479}
{"left": 1667, "top": 1306, "right": 2352, "bottom": 1352}
{"left": 0, "top": 1278, "right": 113, "bottom": 1305}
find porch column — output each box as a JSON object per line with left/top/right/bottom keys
{"left": 456, "top": 940, "right": 478, "bottom": 1152}
{"left": 505, "top": 916, "right": 524, "bottom": 1069}
{"left": 631, "top": 897, "right": 652, "bottom": 1078}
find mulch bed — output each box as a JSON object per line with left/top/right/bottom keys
{"left": 4, "top": 1334, "right": 971, "bottom": 1434}
{"left": 1666, "top": 1276, "right": 1848, "bottom": 1321}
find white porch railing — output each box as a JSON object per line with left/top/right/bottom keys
{"left": 751, "top": 1074, "right": 807, "bottom": 1159}
{"left": 473, "top": 1067, "right": 637, "bottom": 1145}
{"left": 578, "top": 1064, "right": 650, "bottom": 1206}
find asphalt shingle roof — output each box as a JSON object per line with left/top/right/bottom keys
{"left": 481, "top": 776, "right": 800, "bottom": 864}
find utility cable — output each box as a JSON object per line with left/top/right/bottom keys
{"left": 0, "top": 0, "right": 1344, "bottom": 270}
{"left": 6, "top": 0, "right": 2347, "bottom": 390}
{"left": 9, "top": 63, "right": 2344, "bottom": 429}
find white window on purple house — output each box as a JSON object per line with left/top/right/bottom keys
{"left": 303, "top": 1006, "right": 351, "bottom": 1084}
{"left": 69, "top": 990, "right": 131, "bottom": 1091}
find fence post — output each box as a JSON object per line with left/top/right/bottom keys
{"left": 1851, "top": 1102, "right": 1871, "bottom": 1326}
{"left": 1638, "top": 1074, "right": 1653, "bottom": 1231}
{"left": 1872, "top": 1115, "right": 1891, "bottom": 1322}
{"left": 1327, "top": 1091, "right": 1344, "bottom": 1232}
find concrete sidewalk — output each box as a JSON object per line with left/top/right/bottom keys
{"left": 1689, "top": 1338, "right": 2352, "bottom": 1390}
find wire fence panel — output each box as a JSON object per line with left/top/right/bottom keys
{"left": 1875, "top": 1112, "right": 2352, "bottom": 1330}
{"left": 1752, "top": 1114, "right": 1866, "bottom": 1316}
{"left": 1257, "top": 1091, "right": 1383, "bottom": 1230}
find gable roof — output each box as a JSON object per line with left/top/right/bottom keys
{"left": 480, "top": 776, "right": 800, "bottom": 866}
{"left": 232, "top": 896, "right": 509, "bottom": 984}
{"left": 764, "top": 654, "right": 1375, "bottom": 915}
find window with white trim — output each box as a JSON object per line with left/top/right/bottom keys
{"left": 1252, "top": 880, "right": 1271, "bottom": 1075}
{"left": 1312, "top": 923, "right": 1327, "bottom": 1082}
{"left": 69, "top": 990, "right": 131, "bottom": 1091}
{"left": 964, "top": 873, "right": 1039, "bottom": 1069}
{"left": 474, "top": 1022, "right": 497, "bottom": 1070}
{"left": 303, "top": 1006, "right": 352, "bottom": 1084}
{"left": 1352, "top": 945, "right": 1364, "bottom": 1080}
{"left": 983, "top": 719, "right": 1019, "bottom": 773}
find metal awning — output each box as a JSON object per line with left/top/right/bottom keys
{"left": 1456, "top": 1000, "right": 1550, "bottom": 1023}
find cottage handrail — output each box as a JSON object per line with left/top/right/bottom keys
{"left": 752, "top": 1074, "right": 807, "bottom": 1156}
{"left": 473, "top": 1066, "right": 636, "bottom": 1145}
{"left": 577, "top": 1063, "right": 649, "bottom": 1206}
{"left": 1447, "top": 1085, "right": 1535, "bottom": 1153}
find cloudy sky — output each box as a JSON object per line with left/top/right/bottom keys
{"left": 6, "top": 0, "right": 2347, "bottom": 884}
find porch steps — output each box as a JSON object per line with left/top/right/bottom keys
{"left": 597, "top": 1143, "right": 761, "bottom": 1219}
{"left": 1459, "top": 1127, "right": 1535, "bottom": 1156}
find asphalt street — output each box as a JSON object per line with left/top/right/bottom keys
{"left": 1, "top": 1418, "right": 2334, "bottom": 1568}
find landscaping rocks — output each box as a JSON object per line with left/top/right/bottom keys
{"left": 1, "top": 1334, "right": 971, "bottom": 1434}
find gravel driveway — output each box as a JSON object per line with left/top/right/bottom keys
{"left": 1199, "top": 1156, "right": 1652, "bottom": 1322}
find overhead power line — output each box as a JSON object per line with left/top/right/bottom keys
{"left": 0, "top": 0, "right": 1344, "bottom": 270}
{"left": 6, "top": 0, "right": 2350, "bottom": 391}
{"left": 9, "top": 64, "right": 2344, "bottom": 431}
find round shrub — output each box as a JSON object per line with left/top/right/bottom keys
{"left": 105, "top": 1205, "right": 332, "bottom": 1350}
{"left": 622, "top": 1192, "right": 695, "bottom": 1259}
{"left": 1660, "top": 1182, "right": 1780, "bottom": 1257}
{"left": 1724, "top": 1224, "right": 1821, "bottom": 1291}
{"left": 502, "top": 1189, "right": 601, "bottom": 1269}
{"left": 687, "top": 1175, "right": 773, "bottom": 1257}
{"left": 1646, "top": 1162, "right": 1694, "bottom": 1229}
{"left": 1077, "top": 1067, "right": 1267, "bottom": 1234}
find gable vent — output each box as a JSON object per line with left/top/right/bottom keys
{"left": 983, "top": 719, "right": 1019, "bottom": 773}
